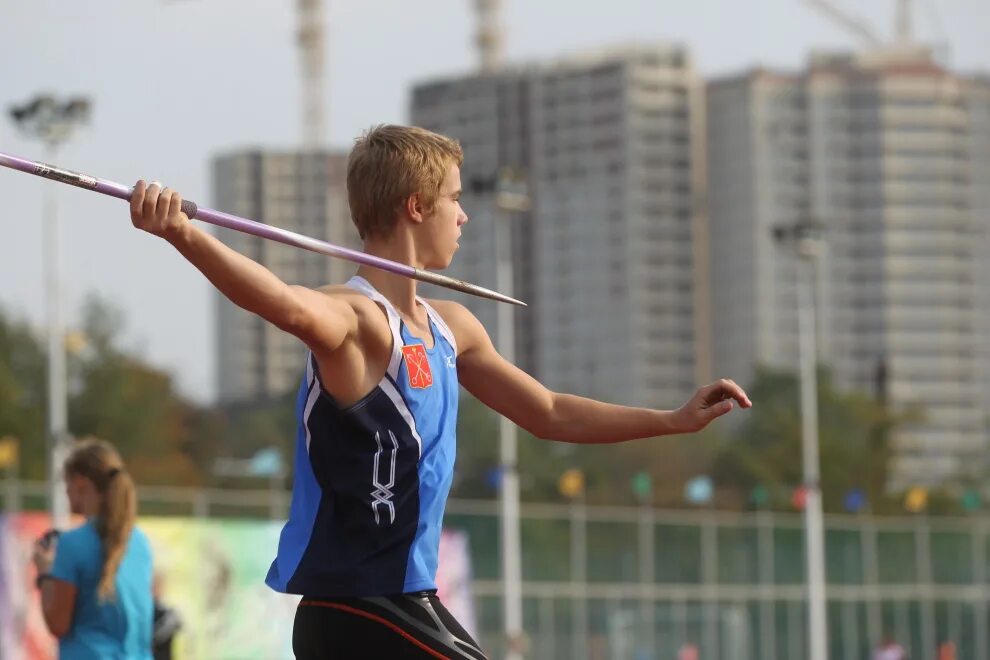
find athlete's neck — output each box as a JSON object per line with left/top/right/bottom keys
{"left": 356, "top": 235, "right": 425, "bottom": 317}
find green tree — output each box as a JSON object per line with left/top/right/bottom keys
{"left": 208, "top": 391, "right": 297, "bottom": 489}
{"left": 0, "top": 307, "right": 47, "bottom": 479}
{"left": 450, "top": 392, "right": 500, "bottom": 499}
{"left": 68, "top": 296, "right": 209, "bottom": 485}
{"left": 450, "top": 390, "right": 725, "bottom": 507}
{"left": 712, "top": 366, "right": 918, "bottom": 513}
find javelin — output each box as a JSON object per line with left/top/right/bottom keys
{"left": 0, "top": 150, "right": 526, "bottom": 307}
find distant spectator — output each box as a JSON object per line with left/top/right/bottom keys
{"left": 936, "top": 640, "right": 956, "bottom": 660}
{"left": 152, "top": 572, "right": 182, "bottom": 660}
{"left": 678, "top": 641, "right": 699, "bottom": 660}
{"left": 873, "top": 633, "right": 908, "bottom": 660}
{"left": 31, "top": 438, "right": 153, "bottom": 659}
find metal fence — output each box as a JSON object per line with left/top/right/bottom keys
{"left": 5, "top": 480, "right": 989, "bottom": 659}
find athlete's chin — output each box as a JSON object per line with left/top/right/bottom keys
{"left": 425, "top": 251, "right": 457, "bottom": 271}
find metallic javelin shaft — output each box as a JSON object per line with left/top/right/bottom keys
{"left": 0, "top": 151, "right": 526, "bottom": 306}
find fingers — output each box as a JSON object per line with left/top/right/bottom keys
{"left": 705, "top": 398, "right": 735, "bottom": 421}
{"left": 681, "top": 378, "right": 752, "bottom": 433}
{"left": 142, "top": 181, "right": 162, "bottom": 219}
{"left": 710, "top": 378, "right": 752, "bottom": 408}
{"left": 168, "top": 189, "right": 185, "bottom": 221}
{"left": 31, "top": 540, "right": 48, "bottom": 563}
{"left": 155, "top": 187, "right": 173, "bottom": 224}
{"left": 130, "top": 179, "right": 146, "bottom": 225}
{"left": 130, "top": 179, "right": 185, "bottom": 236}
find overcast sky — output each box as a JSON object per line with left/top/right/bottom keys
{"left": 1, "top": 0, "right": 987, "bottom": 403}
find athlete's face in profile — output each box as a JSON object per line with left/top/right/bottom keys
{"left": 421, "top": 164, "right": 467, "bottom": 270}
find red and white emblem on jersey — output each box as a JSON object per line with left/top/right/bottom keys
{"left": 401, "top": 344, "right": 433, "bottom": 389}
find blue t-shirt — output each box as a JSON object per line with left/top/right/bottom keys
{"left": 50, "top": 520, "right": 154, "bottom": 660}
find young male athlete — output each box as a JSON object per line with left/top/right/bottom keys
{"left": 129, "top": 124, "right": 751, "bottom": 659}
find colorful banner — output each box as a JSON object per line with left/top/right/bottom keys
{"left": 436, "top": 526, "right": 477, "bottom": 637}
{"left": 141, "top": 517, "right": 298, "bottom": 660}
{"left": 0, "top": 513, "right": 475, "bottom": 659}
{"left": 0, "top": 512, "right": 55, "bottom": 660}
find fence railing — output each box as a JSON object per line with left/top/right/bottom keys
{"left": 5, "top": 480, "right": 989, "bottom": 659}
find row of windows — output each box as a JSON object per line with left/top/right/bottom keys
{"left": 540, "top": 92, "right": 624, "bottom": 111}
{"left": 811, "top": 95, "right": 966, "bottom": 110}
{"left": 819, "top": 197, "right": 969, "bottom": 212}
{"left": 541, "top": 163, "right": 624, "bottom": 180}
{"left": 849, "top": 146, "right": 970, "bottom": 159}
{"left": 542, "top": 110, "right": 628, "bottom": 129}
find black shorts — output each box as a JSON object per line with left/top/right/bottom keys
{"left": 293, "top": 591, "right": 488, "bottom": 660}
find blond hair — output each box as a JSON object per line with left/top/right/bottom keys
{"left": 63, "top": 438, "right": 136, "bottom": 602}
{"left": 347, "top": 125, "right": 463, "bottom": 239}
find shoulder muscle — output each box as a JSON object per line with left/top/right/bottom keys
{"left": 424, "top": 299, "right": 492, "bottom": 356}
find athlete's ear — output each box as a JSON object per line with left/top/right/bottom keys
{"left": 404, "top": 193, "right": 426, "bottom": 225}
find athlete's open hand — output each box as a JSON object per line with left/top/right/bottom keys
{"left": 673, "top": 378, "right": 752, "bottom": 433}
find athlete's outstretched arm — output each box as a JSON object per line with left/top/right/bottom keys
{"left": 435, "top": 301, "right": 751, "bottom": 444}
{"left": 130, "top": 181, "right": 356, "bottom": 353}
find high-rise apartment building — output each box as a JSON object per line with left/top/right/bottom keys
{"left": 707, "top": 49, "right": 990, "bottom": 485}
{"left": 412, "top": 45, "right": 709, "bottom": 407}
{"left": 213, "top": 149, "right": 356, "bottom": 402}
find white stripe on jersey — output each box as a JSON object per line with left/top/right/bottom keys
{"left": 379, "top": 376, "right": 425, "bottom": 460}
{"left": 346, "top": 276, "right": 404, "bottom": 380}
{"left": 303, "top": 355, "right": 322, "bottom": 454}
{"left": 416, "top": 298, "right": 458, "bottom": 356}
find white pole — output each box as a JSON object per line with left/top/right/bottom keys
{"left": 495, "top": 204, "right": 524, "bottom": 659}
{"left": 571, "top": 496, "right": 588, "bottom": 658}
{"left": 9, "top": 98, "right": 90, "bottom": 529}
{"left": 757, "top": 507, "right": 778, "bottom": 660}
{"left": 637, "top": 503, "right": 655, "bottom": 653}
{"left": 44, "top": 141, "right": 71, "bottom": 529}
{"left": 797, "top": 254, "right": 828, "bottom": 660}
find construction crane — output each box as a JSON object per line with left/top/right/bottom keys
{"left": 804, "top": 0, "right": 883, "bottom": 47}
{"left": 166, "top": 0, "right": 327, "bottom": 148}
{"left": 296, "top": 0, "right": 501, "bottom": 142}
{"left": 297, "top": 0, "right": 326, "bottom": 148}
{"left": 172, "top": 0, "right": 502, "bottom": 146}
{"left": 894, "top": 0, "right": 913, "bottom": 45}
{"left": 804, "top": 0, "right": 951, "bottom": 63}
{"left": 296, "top": 0, "right": 502, "bottom": 145}
{"left": 474, "top": 0, "right": 504, "bottom": 72}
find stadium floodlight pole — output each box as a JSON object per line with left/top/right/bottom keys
{"left": 492, "top": 167, "right": 531, "bottom": 660}
{"left": 8, "top": 95, "right": 91, "bottom": 529}
{"left": 773, "top": 219, "right": 828, "bottom": 660}
{"left": 0, "top": 150, "right": 526, "bottom": 307}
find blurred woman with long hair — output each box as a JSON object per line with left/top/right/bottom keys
{"left": 32, "top": 438, "right": 153, "bottom": 659}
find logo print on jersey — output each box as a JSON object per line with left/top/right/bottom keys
{"left": 371, "top": 429, "right": 398, "bottom": 525}
{"left": 401, "top": 344, "right": 433, "bottom": 389}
